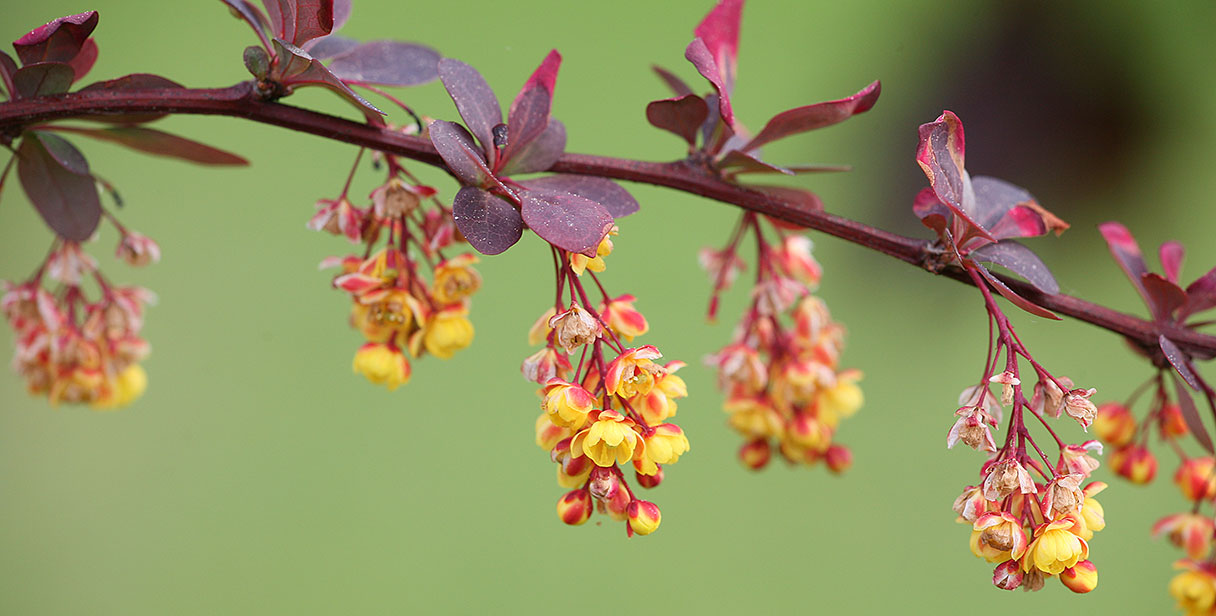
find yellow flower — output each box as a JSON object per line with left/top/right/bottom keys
{"left": 1074, "top": 482, "right": 1106, "bottom": 541}
{"left": 1022, "top": 518, "right": 1088, "bottom": 575}
{"left": 1171, "top": 563, "right": 1216, "bottom": 615}
{"left": 604, "top": 345, "right": 663, "bottom": 398}
{"left": 569, "top": 226, "right": 616, "bottom": 276}
{"left": 527, "top": 307, "right": 556, "bottom": 346}
{"left": 541, "top": 379, "right": 596, "bottom": 429}
{"left": 431, "top": 254, "right": 481, "bottom": 306}
{"left": 599, "top": 294, "right": 648, "bottom": 341}
{"left": 634, "top": 362, "right": 688, "bottom": 425}
{"left": 351, "top": 290, "right": 422, "bottom": 343}
{"left": 571, "top": 410, "right": 641, "bottom": 467}
{"left": 634, "top": 423, "right": 691, "bottom": 475}
{"left": 423, "top": 307, "right": 474, "bottom": 359}
{"left": 724, "top": 394, "right": 784, "bottom": 439}
{"left": 92, "top": 364, "right": 148, "bottom": 410}
{"left": 969, "top": 512, "right": 1028, "bottom": 563}
{"left": 352, "top": 342, "right": 411, "bottom": 390}
{"left": 818, "top": 369, "right": 863, "bottom": 422}
{"left": 535, "top": 413, "right": 572, "bottom": 451}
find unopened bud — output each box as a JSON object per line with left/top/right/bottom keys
{"left": 1060, "top": 560, "right": 1098, "bottom": 594}
{"left": 626, "top": 500, "right": 662, "bottom": 536}
{"left": 738, "top": 438, "right": 771, "bottom": 470}
{"left": 1174, "top": 457, "right": 1216, "bottom": 502}
{"left": 635, "top": 466, "right": 663, "bottom": 489}
{"left": 1094, "top": 402, "right": 1136, "bottom": 446}
{"left": 588, "top": 466, "right": 621, "bottom": 500}
{"left": 556, "top": 489, "right": 592, "bottom": 526}
{"left": 1110, "top": 444, "right": 1157, "bottom": 484}
{"left": 825, "top": 444, "right": 852, "bottom": 474}
{"left": 115, "top": 232, "right": 161, "bottom": 267}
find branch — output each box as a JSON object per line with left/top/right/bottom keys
{"left": 3, "top": 82, "right": 1213, "bottom": 358}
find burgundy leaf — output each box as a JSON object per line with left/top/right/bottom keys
{"left": 326, "top": 41, "right": 440, "bottom": 87}
{"left": 11, "top": 62, "right": 74, "bottom": 98}
{"left": 741, "top": 80, "right": 881, "bottom": 152}
{"left": 17, "top": 132, "right": 101, "bottom": 241}
{"left": 684, "top": 38, "right": 735, "bottom": 131}
{"left": 916, "top": 111, "right": 973, "bottom": 216}
{"left": 717, "top": 150, "right": 793, "bottom": 176}
{"left": 1161, "top": 241, "right": 1185, "bottom": 284}
{"left": 749, "top": 184, "right": 824, "bottom": 218}
{"left": 221, "top": 0, "right": 271, "bottom": 37}
{"left": 1144, "top": 273, "right": 1186, "bottom": 321}
{"left": 501, "top": 50, "right": 561, "bottom": 170}
{"left": 912, "top": 187, "right": 951, "bottom": 227}
{"left": 271, "top": 39, "right": 384, "bottom": 122}
{"left": 47, "top": 126, "right": 249, "bottom": 166}
{"left": 264, "top": 0, "right": 334, "bottom": 46}
{"left": 0, "top": 51, "right": 17, "bottom": 98}
{"left": 1161, "top": 335, "right": 1201, "bottom": 390}
{"left": 1184, "top": 267, "right": 1216, "bottom": 319}
{"left": 1098, "top": 221, "right": 1154, "bottom": 314}
{"left": 700, "top": 92, "right": 724, "bottom": 146}
{"left": 652, "top": 65, "right": 693, "bottom": 97}
{"left": 428, "top": 120, "right": 492, "bottom": 185}
{"left": 977, "top": 264, "right": 1060, "bottom": 320}
{"left": 12, "top": 11, "right": 98, "bottom": 66}
{"left": 1172, "top": 374, "right": 1214, "bottom": 454}
{"left": 646, "top": 94, "right": 708, "bottom": 146}
{"left": 496, "top": 119, "right": 565, "bottom": 177}
{"left": 971, "top": 176, "right": 1068, "bottom": 241}
{"left": 970, "top": 241, "right": 1059, "bottom": 295}
{"left": 520, "top": 175, "right": 638, "bottom": 218}
{"left": 77, "top": 73, "right": 184, "bottom": 124}
{"left": 67, "top": 38, "right": 98, "bottom": 81}
{"left": 452, "top": 186, "right": 522, "bottom": 255}
{"left": 693, "top": 0, "right": 743, "bottom": 93}
{"left": 304, "top": 34, "right": 358, "bottom": 59}
{"left": 33, "top": 131, "right": 89, "bottom": 175}
{"left": 438, "top": 58, "right": 502, "bottom": 162}
{"left": 520, "top": 190, "right": 613, "bottom": 256}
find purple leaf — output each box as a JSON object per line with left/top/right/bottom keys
{"left": 970, "top": 241, "right": 1059, "bottom": 295}
{"left": 685, "top": 38, "right": 735, "bottom": 131}
{"left": 1184, "top": 267, "right": 1216, "bottom": 319}
{"left": 263, "top": 0, "right": 334, "bottom": 46}
{"left": 652, "top": 65, "right": 693, "bottom": 97}
{"left": 438, "top": 58, "right": 502, "bottom": 162}
{"left": 496, "top": 119, "right": 565, "bottom": 176}
{"left": 916, "top": 111, "right": 974, "bottom": 217}
{"left": 1144, "top": 273, "right": 1186, "bottom": 321}
{"left": 1161, "top": 241, "right": 1185, "bottom": 284}
{"left": 452, "top": 186, "right": 522, "bottom": 255}
{"left": 501, "top": 50, "right": 561, "bottom": 170}
{"left": 693, "top": 0, "right": 743, "bottom": 93}
{"left": 303, "top": 34, "right": 358, "bottom": 59}
{"left": 977, "top": 264, "right": 1060, "bottom": 320}
{"left": 0, "top": 51, "right": 17, "bottom": 98}
{"left": 1098, "top": 221, "right": 1154, "bottom": 314}
{"left": 717, "top": 150, "right": 794, "bottom": 176}
{"left": 12, "top": 11, "right": 98, "bottom": 66}
{"left": 12, "top": 62, "right": 74, "bottom": 98}
{"left": 646, "top": 95, "right": 708, "bottom": 146}
{"left": 520, "top": 190, "right": 613, "bottom": 256}
{"left": 1161, "top": 335, "right": 1201, "bottom": 390}
{"left": 741, "top": 80, "right": 881, "bottom": 152}
{"left": 17, "top": 132, "right": 101, "bottom": 241}
{"left": 47, "top": 126, "right": 249, "bottom": 166}
{"left": 970, "top": 176, "right": 1068, "bottom": 242}
{"left": 77, "top": 73, "right": 184, "bottom": 124}
{"left": 271, "top": 38, "right": 384, "bottom": 121}
{"left": 428, "top": 120, "right": 492, "bottom": 185}
{"left": 221, "top": 0, "right": 271, "bottom": 37}
{"left": 520, "top": 175, "right": 638, "bottom": 218}
{"left": 326, "top": 41, "right": 440, "bottom": 87}
{"left": 34, "top": 131, "right": 89, "bottom": 174}
{"left": 332, "top": 0, "right": 351, "bottom": 32}
{"left": 67, "top": 38, "right": 98, "bottom": 81}
{"left": 1172, "top": 374, "right": 1214, "bottom": 454}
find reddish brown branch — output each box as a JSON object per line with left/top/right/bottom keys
{"left": 3, "top": 82, "right": 1214, "bottom": 358}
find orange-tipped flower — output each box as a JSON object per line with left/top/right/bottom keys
{"left": 1094, "top": 402, "right": 1136, "bottom": 447}
{"left": 600, "top": 294, "right": 649, "bottom": 341}
{"left": 422, "top": 306, "right": 474, "bottom": 359}
{"left": 1175, "top": 457, "right": 1216, "bottom": 502}
{"left": 1060, "top": 560, "right": 1098, "bottom": 593}
{"left": 627, "top": 500, "right": 661, "bottom": 536}
{"left": 1160, "top": 402, "right": 1190, "bottom": 438}
{"left": 1170, "top": 561, "right": 1216, "bottom": 614}
{"left": 1022, "top": 518, "right": 1088, "bottom": 575}
{"left": 604, "top": 346, "right": 663, "bottom": 398}
{"left": 556, "top": 490, "right": 592, "bottom": 526}
{"left": 635, "top": 423, "right": 690, "bottom": 475}
{"left": 541, "top": 379, "right": 596, "bottom": 429}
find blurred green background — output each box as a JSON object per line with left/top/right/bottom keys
{"left": 3, "top": 1, "right": 1216, "bottom": 613}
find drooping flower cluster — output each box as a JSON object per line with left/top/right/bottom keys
{"left": 4, "top": 234, "right": 158, "bottom": 409}
{"left": 314, "top": 145, "right": 480, "bottom": 389}
{"left": 528, "top": 234, "right": 690, "bottom": 536}
{"left": 703, "top": 212, "right": 861, "bottom": 472}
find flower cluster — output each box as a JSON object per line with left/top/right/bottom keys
{"left": 4, "top": 235, "right": 158, "bottom": 409}
{"left": 703, "top": 212, "right": 861, "bottom": 472}
{"left": 1096, "top": 378, "right": 1192, "bottom": 486}
{"left": 528, "top": 234, "right": 690, "bottom": 536}
{"left": 314, "top": 145, "right": 480, "bottom": 389}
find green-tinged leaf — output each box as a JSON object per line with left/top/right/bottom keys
{"left": 271, "top": 38, "right": 384, "bottom": 122}
{"left": 17, "top": 132, "right": 101, "bottom": 241}
{"left": 12, "top": 62, "right": 74, "bottom": 98}
{"left": 46, "top": 126, "right": 249, "bottom": 166}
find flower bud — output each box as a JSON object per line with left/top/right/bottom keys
{"left": 1060, "top": 560, "right": 1098, "bottom": 593}
{"left": 1094, "top": 402, "right": 1136, "bottom": 446}
{"left": 788, "top": 412, "right": 830, "bottom": 452}
{"left": 1174, "top": 457, "right": 1216, "bottom": 502}
{"left": 825, "top": 444, "right": 852, "bottom": 474}
{"left": 1159, "top": 402, "right": 1190, "bottom": 437}
{"left": 1152, "top": 513, "right": 1215, "bottom": 560}
{"left": 1110, "top": 444, "right": 1157, "bottom": 484}
{"left": 992, "top": 560, "right": 1023, "bottom": 591}
{"left": 588, "top": 466, "right": 621, "bottom": 501}
{"left": 604, "top": 482, "right": 633, "bottom": 521}
{"left": 738, "top": 438, "right": 771, "bottom": 470}
{"left": 627, "top": 500, "right": 662, "bottom": 536}
{"left": 556, "top": 489, "right": 592, "bottom": 526}
{"left": 115, "top": 232, "right": 161, "bottom": 267}
{"left": 351, "top": 342, "right": 411, "bottom": 390}
{"left": 1057, "top": 440, "right": 1102, "bottom": 478}
{"left": 636, "top": 466, "right": 663, "bottom": 488}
